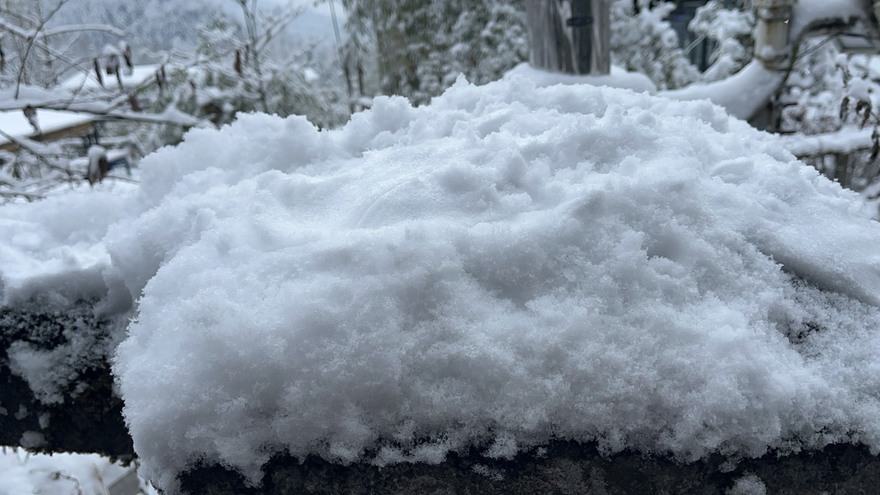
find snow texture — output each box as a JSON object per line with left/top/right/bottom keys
{"left": 3, "top": 74, "right": 880, "bottom": 492}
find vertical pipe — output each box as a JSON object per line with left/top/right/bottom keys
{"left": 526, "top": 0, "right": 610, "bottom": 75}
{"left": 753, "top": 0, "right": 796, "bottom": 70}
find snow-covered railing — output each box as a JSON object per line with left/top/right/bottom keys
{"left": 778, "top": 126, "right": 876, "bottom": 157}
{"left": 777, "top": 126, "right": 880, "bottom": 190}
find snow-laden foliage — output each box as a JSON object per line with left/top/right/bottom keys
{"left": 342, "top": 0, "right": 751, "bottom": 99}
{"left": 610, "top": 0, "right": 700, "bottom": 90}
{"left": 779, "top": 38, "right": 880, "bottom": 194}
{"left": 153, "top": 12, "right": 348, "bottom": 138}
{"left": 424, "top": 1, "right": 529, "bottom": 94}
{"left": 781, "top": 40, "right": 851, "bottom": 136}
{"left": 689, "top": 0, "right": 754, "bottom": 82}
{"left": 0, "top": 0, "right": 349, "bottom": 203}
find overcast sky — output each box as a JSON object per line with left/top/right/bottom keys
{"left": 256, "top": 0, "right": 345, "bottom": 41}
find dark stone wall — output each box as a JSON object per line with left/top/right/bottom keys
{"left": 178, "top": 442, "right": 880, "bottom": 495}
{"left": 0, "top": 303, "right": 134, "bottom": 460}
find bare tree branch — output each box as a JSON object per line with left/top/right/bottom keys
{"left": 14, "top": 0, "right": 74, "bottom": 97}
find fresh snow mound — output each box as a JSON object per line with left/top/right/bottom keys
{"left": 3, "top": 75, "right": 880, "bottom": 492}
{"left": 107, "top": 76, "right": 880, "bottom": 490}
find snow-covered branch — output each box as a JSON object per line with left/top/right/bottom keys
{"left": 661, "top": 61, "right": 784, "bottom": 120}
{"left": 779, "top": 126, "right": 876, "bottom": 157}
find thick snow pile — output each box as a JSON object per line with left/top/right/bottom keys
{"left": 105, "top": 76, "right": 880, "bottom": 490}
{"left": 2, "top": 74, "right": 880, "bottom": 492}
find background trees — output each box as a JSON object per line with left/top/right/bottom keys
{"left": 339, "top": 0, "right": 880, "bottom": 208}
{"left": 0, "top": 0, "right": 347, "bottom": 203}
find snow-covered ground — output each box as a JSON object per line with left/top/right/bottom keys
{"left": 2, "top": 73, "right": 880, "bottom": 493}
{"left": 0, "top": 447, "right": 156, "bottom": 495}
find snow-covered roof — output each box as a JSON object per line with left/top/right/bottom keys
{"left": 60, "top": 64, "right": 162, "bottom": 92}
{"left": 0, "top": 109, "right": 93, "bottom": 145}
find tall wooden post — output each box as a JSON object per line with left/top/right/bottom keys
{"left": 753, "top": 0, "right": 796, "bottom": 70}
{"left": 526, "top": 0, "right": 611, "bottom": 75}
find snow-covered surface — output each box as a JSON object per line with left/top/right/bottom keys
{"left": 0, "top": 109, "right": 93, "bottom": 145}
{"left": 0, "top": 184, "right": 137, "bottom": 305}
{"left": 2, "top": 75, "right": 880, "bottom": 492}
{"left": 0, "top": 447, "right": 156, "bottom": 495}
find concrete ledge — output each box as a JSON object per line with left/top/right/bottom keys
{"left": 178, "top": 442, "right": 880, "bottom": 495}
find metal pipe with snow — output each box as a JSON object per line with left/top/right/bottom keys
{"left": 753, "top": 0, "right": 797, "bottom": 70}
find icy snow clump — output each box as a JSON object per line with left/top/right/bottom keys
{"left": 84, "top": 76, "right": 880, "bottom": 490}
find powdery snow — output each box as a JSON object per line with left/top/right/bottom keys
{"left": 2, "top": 74, "right": 880, "bottom": 493}
{"left": 102, "top": 76, "right": 880, "bottom": 491}
{"left": 0, "top": 185, "right": 137, "bottom": 306}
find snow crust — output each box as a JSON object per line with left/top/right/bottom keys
{"left": 3, "top": 74, "right": 880, "bottom": 492}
